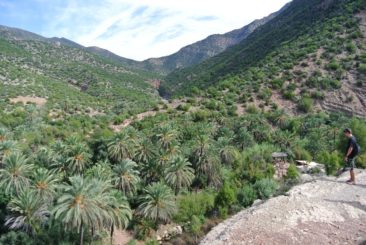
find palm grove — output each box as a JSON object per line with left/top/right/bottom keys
{"left": 0, "top": 0, "right": 366, "bottom": 244}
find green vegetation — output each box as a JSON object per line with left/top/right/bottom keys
{"left": 162, "top": 0, "right": 365, "bottom": 116}
{"left": 1, "top": 0, "right": 366, "bottom": 244}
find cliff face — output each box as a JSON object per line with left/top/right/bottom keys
{"left": 200, "top": 170, "right": 366, "bottom": 245}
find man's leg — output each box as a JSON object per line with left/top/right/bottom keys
{"left": 350, "top": 169, "right": 355, "bottom": 183}
{"left": 347, "top": 158, "right": 356, "bottom": 184}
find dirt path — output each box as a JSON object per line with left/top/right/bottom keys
{"left": 109, "top": 98, "right": 197, "bottom": 132}
{"left": 10, "top": 96, "right": 47, "bottom": 106}
{"left": 200, "top": 170, "right": 366, "bottom": 245}
{"left": 113, "top": 229, "right": 144, "bottom": 245}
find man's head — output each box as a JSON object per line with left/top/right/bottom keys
{"left": 343, "top": 128, "right": 352, "bottom": 138}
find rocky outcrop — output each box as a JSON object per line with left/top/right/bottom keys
{"left": 200, "top": 170, "right": 366, "bottom": 245}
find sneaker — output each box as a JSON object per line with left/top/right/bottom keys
{"left": 346, "top": 179, "right": 356, "bottom": 185}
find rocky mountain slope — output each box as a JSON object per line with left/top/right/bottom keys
{"left": 142, "top": 8, "right": 284, "bottom": 74}
{"left": 200, "top": 170, "right": 366, "bottom": 245}
{"left": 162, "top": 0, "right": 366, "bottom": 117}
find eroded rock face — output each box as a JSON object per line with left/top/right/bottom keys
{"left": 200, "top": 170, "right": 366, "bottom": 245}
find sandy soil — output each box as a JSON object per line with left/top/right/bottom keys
{"left": 113, "top": 230, "right": 144, "bottom": 245}
{"left": 200, "top": 170, "right": 366, "bottom": 245}
{"left": 10, "top": 96, "right": 47, "bottom": 106}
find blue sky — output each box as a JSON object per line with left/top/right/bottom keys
{"left": 0, "top": 0, "right": 291, "bottom": 61}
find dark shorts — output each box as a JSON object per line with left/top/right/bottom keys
{"left": 344, "top": 157, "right": 356, "bottom": 170}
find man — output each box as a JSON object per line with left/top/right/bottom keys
{"left": 343, "top": 128, "right": 360, "bottom": 185}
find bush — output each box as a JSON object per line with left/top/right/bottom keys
{"left": 253, "top": 179, "right": 278, "bottom": 199}
{"left": 237, "top": 185, "right": 257, "bottom": 207}
{"left": 246, "top": 105, "right": 258, "bottom": 114}
{"left": 298, "top": 97, "right": 313, "bottom": 113}
{"left": 286, "top": 164, "right": 299, "bottom": 180}
{"left": 328, "top": 61, "right": 341, "bottom": 70}
{"left": 293, "top": 147, "right": 312, "bottom": 161}
{"left": 215, "top": 183, "right": 236, "bottom": 208}
{"left": 359, "top": 63, "right": 366, "bottom": 74}
{"left": 356, "top": 154, "right": 366, "bottom": 168}
{"left": 317, "top": 151, "right": 341, "bottom": 175}
{"left": 174, "top": 192, "right": 215, "bottom": 223}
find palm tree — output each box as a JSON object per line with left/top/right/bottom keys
{"left": 164, "top": 156, "right": 194, "bottom": 195}
{"left": 0, "top": 153, "right": 34, "bottom": 195}
{"left": 107, "top": 131, "right": 135, "bottom": 162}
{"left": 217, "top": 137, "right": 239, "bottom": 166}
{"left": 32, "top": 168, "right": 59, "bottom": 202}
{"left": 86, "top": 160, "right": 113, "bottom": 181}
{"left": 52, "top": 176, "right": 113, "bottom": 245}
{"left": 112, "top": 159, "right": 140, "bottom": 196}
{"left": 137, "top": 182, "right": 177, "bottom": 226}
{"left": 133, "top": 138, "right": 156, "bottom": 164}
{"left": 66, "top": 142, "right": 91, "bottom": 175}
{"left": 106, "top": 190, "right": 132, "bottom": 242}
{"left": 0, "top": 140, "right": 18, "bottom": 163}
{"left": 234, "top": 128, "right": 254, "bottom": 150}
{"left": 5, "top": 189, "right": 49, "bottom": 234}
{"left": 0, "top": 127, "right": 9, "bottom": 142}
{"left": 155, "top": 125, "right": 178, "bottom": 151}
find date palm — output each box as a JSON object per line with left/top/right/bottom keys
{"left": 164, "top": 156, "right": 194, "bottom": 195}
{"left": 155, "top": 125, "right": 178, "bottom": 151}
{"left": 107, "top": 131, "right": 135, "bottom": 162}
{"left": 112, "top": 159, "right": 140, "bottom": 196}
{"left": 53, "top": 176, "right": 112, "bottom": 245}
{"left": 32, "top": 168, "right": 60, "bottom": 202}
{"left": 133, "top": 138, "right": 156, "bottom": 164}
{"left": 0, "top": 153, "right": 34, "bottom": 195}
{"left": 66, "top": 142, "right": 91, "bottom": 175}
{"left": 0, "top": 140, "right": 18, "bottom": 163}
{"left": 106, "top": 190, "right": 132, "bottom": 241}
{"left": 5, "top": 189, "right": 49, "bottom": 234}
{"left": 137, "top": 182, "right": 177, "bottom": 226}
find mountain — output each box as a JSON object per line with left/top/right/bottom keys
{"left": 141, "top": 9, "right": 284, "bottom": 74}
{"left": 200, "top": 170, "right": 366, "bottom": 245}
{"left": 0, "top": 25, "right": 160, "bottom": 115}
{"left": 162, "top": 0, "right": 366, "bottom": 117}
{"left": 0, "top": 6, "right": 287, "bottom": 77}
{"left": 82, "top": 8, "right": 286, "bottom": 74}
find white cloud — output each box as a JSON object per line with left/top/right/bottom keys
{"left": 43, "top": 0, "right": 291, "bottom": 61}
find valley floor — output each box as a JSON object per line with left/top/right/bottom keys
{"left": 200, "top": 170, "right": 366, "bottom": 245}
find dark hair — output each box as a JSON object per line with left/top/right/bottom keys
{"left": 343, "top": 128, "right": 352, "bottom": 134}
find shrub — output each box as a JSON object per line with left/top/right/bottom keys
{"left": 328, "top": 61, "right": 340, "bottom": 70}
{"left": 356, "top": 154, "right": 366, "bottom": 168}
{"left": 246, "top": 105, "right": 258, "bottom": 114}
{"left": 293, "top": 147, "right": 312, "bottom": 161}
{"left": 174, "top": 192, "right": 215, "bottom": 223}
{"left": 286, "top": 164, "right": 299, "bottom": 180}
{"left": 359, "top": 63, "right": 366, "bottom": 74}
{"left": 215, "top": 183, "right": 236, "bottom": 208}
{"left": 298, "top": 97, "right": 313, "bottom": 113}
{"left": 317, "top": 151, "right": 341, "bottom": 175}
{"left": 237, "top": 185, "right": 257, "bottom": 207}
{"left": 253, "top": 179, "right": 278, "bottom": 199}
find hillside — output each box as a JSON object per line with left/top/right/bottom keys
{"left": 200, "top": 170, "right": 366, "bottom": 245}
{"left": 0, "top": 25, "right": 161, "bottom": 115}
{"left": 162, "top": 0, "right": 366, "bottom": 117}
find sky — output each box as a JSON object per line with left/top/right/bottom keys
{"left": 0, "top": 0, "right": 291, "bottom": 61}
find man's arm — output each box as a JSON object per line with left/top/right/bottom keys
{"left": 345, "top": 146, "right": 353, "bottom": 160}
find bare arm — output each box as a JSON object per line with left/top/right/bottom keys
{"left": 346, "top": 146, "right": 353, "bottom": 158}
